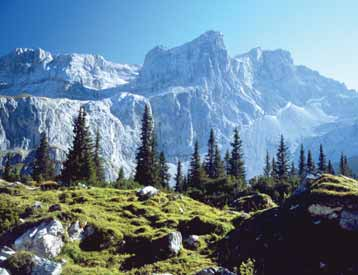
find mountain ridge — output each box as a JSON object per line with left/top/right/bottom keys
{"left": 0, "top": 30, "right": 357, "bottom": 180}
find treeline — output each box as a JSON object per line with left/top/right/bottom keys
{"left": 0, "top": 105, "right": 354, "bottom": 206}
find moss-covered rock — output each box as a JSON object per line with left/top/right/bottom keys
{"left": 231, "top": 193, "right": 277, "bottom": 213}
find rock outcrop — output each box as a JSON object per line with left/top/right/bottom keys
{"left": 14, "top": 219, "right": 64, "bottom": 258}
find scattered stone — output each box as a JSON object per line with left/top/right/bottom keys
{"left": 48, "top": 204, "right": 61, "bottom": 212}
{"left": 31, "top": 255, "right": 62, "bottom": 275}
{"left": 33, "top": 201, "right": 42, "bottom": 209}
{"left": 308, "top": 204, "right": 342, "bottom": 220}
{"left": 196, "top": 267, "right": 237, "bottom": 275}
{"left": 0, "top": 246, "right": 15, "bottom": 262}
{"left": 68, "top": 221, "right": 86, "bottom": 241}
{"left": 184, "top": 235, "right": 200, "bottom": 249}
{"left": 339, "top": 210, "right": 358, "bottom": 231}
{"left": 151, "top": 231, "right": 182, "bottom": 259}
{"left": 14, "top": 219, "right": 64, "bottom": 258}
{"left": 137, "top": 186, "right": 159, "bottom": 200}
{"left": 0, "top": 268, "right": 9, "bottom": 275}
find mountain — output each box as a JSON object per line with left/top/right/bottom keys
{"left": 0, "top": 31, "right": 357, "bottom": 180}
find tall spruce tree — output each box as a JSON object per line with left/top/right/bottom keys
{"left": 306, "top": 150, "right": 315, "bottom": 174}
{"left": 61, "top": 107, "right": 96, "bottom": 186}
{"left": 340, "top": 154, "right": 351, "bottom": 176}
{"left": 318, "top": 144, "right": 327, "bottom": 173}
{"left": 93, "top": 129, "right": 105, "bottom": 183}
{"left": 32, "top": 132, "right": 55, "bottom": 182}
{"left": 290, "top": 162, "right": 297, "bottom": 177}
{"left": 205, "top": 129, "right": 216, "bottom": 178}
{"left": 275, "top": 135, "right": 290, "bottom": 181}
{"left": 271, "top": 157, "right": 277, "bottom": 180}
{"left": 3, "top": 154, "right": 12, "bottom": 181}
{"left": 299, "top": 144, "right": 306, "bottom": 178}
{"left": 213, "top": 145, "right": 225, "bottom": 178}
{"left": 229, "top": 128, "right": 245, "bottom": 181}
{"left": 134, "top": 105, "right": 157, "bottom": 186}
{"left": 327, "top": 160, "right": 335, "bottom": 175}
{"left": 175, "top": 160, "right": 185, "bottom": 192}
{"left": 263, "top": 150, "right": 271, "bottom": 177}
{"left": 158, "top": 151, "right": 170, "bottom": 189}
{"left": 224, "top": 150, "right": 230, "bottom": 175}
{"left": 188, "top": 141, "right": 203, "bottom": 188}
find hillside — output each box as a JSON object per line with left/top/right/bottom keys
{"left": 0, "top": 175, "right": 358, "bottom": 274}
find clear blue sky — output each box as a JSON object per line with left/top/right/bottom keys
{"left": 1, "top": 0, "right": 357, "bottom": 89}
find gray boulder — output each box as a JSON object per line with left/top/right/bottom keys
{"left": 137, "top": 186, "right": 159, "bottom": 200}
{"left": 196, "top": 267, "right": 237, "bottom": 275}
{"left": 14, "top": 219, "right": 64, "bottom": 258}
{"left": 0, "top": 268, "right": 10, "bottom": 275}
{"left": 68, "top": 221, "right": 85, "bottom": 241}
{"left": 31, "top": 255, "right": 62, "bottom": 275}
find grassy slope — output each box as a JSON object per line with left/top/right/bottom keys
{"left": 0, "top": 182, "right": 241, "bottom": 275}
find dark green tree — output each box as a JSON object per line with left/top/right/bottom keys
{"left": 263, "top": 150, "right": 271, "bottom": 177}
{"left": 204, "top": 129, "right": 216, "bottom": 178}
{"left": 93, "top": 129, "right": 105, "bottom": 183}
{"left": 290, "top": 161, "right": 297, "bottom": 177}
{"left": 317, "top": 144, "right": 327, "bottom": 173}
{"left": 327, "top": 160, "right": 335, "bottom": 175}
{"left": 175, "top": 160, "right": 185, "bottom": 192}
{"left": 117, "top": 167, "right": 125, "bottom": 182}
{"left": 306, "top": 150, "right": 315, "bottom": 174}
{"left": 224, "top": 149, "right": 230, "bottom": 175}
{"left": 32, "top": 132, "right": 55, "bottom": 182}
{"left": 271, "top": 157, "right": 277, "bottom": 180}
{"left": 61, "top": 107, "right": 96, "bottom": 186}
{"left": 298, "top": 144, "right": 306, "bottom": 178}
{"left": 134, "top": 105, "right": 157, "bottom": 186}
{"left": 229, "top": 128, "right": 246, "bottom": 182}
{"left": 3, "top": 154, "right": 12, "bottom": 181}
{"left": 158, "top": 151, "right": 170, "bottom": 189}
{"left": 340, "top": 153, "right": 351, "bottom": 176}
{"left": 213, "top": 145, "right": 225, "bottom": 178}
{"left": 188, "top": 141, "right": 204, "bottom": 188}
{"left": 275, "top": 135, "right": 290, "bottom": 181}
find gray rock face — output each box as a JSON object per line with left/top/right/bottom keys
{"left": 14, "top": 219, "right": 64, "bottom": 258}
{"left": 31, "top": 255, "right": 62, "bottom": 275}
{"left": 137, "top": 186, "right": 159, "bottom": 200}
{"left": 166, "top": 232, "right": 182, "bottom": 256}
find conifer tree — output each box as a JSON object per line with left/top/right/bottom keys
{"left": 3, "top": 154, "right": 11, "bottom": 181}
{"left": 327, "top": 160, "right": 335, "bottom": 175}
{"left": 93, "top": 129, "right": 105, "bottom": 183}
{"left": 290, "top": 161, "right": 297, "bottom": 177}
{"left": 205, "top": 129, "right": 216, "bottom": 178}
{"left": 318, "top": 144, "right": 327, "bottom": 173}
{"left": 175, "top": 160, "right": 185, "bottom": 192}
{"left": 229, "top": 128, "right": 245, "bottom": 181}
{"left": 263, "top": 150, "right": 271, "bottom": 177}
{"left": 306, "top": 150, "right": 315, "bottom": 174}
{"left": 224, "top": 150, "right": 230, "bottom": 175}
{"left": 271, "top": 157, "right": 277, "bottom": 180}
{"left": 213, "top": 145, "right": 225, "bottom": 178}
{"left": 158, "top": 151, "right": 170, "bottom": 189}
{"left": 299, "top": 144, "right": 306, "bottom": 178}
{"left": 61, "top": 107, "right": 96, "bottom": 186}
{"left": 134, "top": 105, "right": 157, "bottom": 186}
{"left": 340, "top": 154, "right": 351, "bottom": 176}
{"left": 116, "top": 167, "right": 125, "bottom": 182}
{"left": 188, "top": 141, "right": 203, "bottom": 188}
{"left": 343, "top": 156, "right": 351, "bottom": 177}
{"left": 32, "top": 132, "right": 55, "bottom": 182}
{"left": 275, "top": 135, "right": 290, "bottom": 181}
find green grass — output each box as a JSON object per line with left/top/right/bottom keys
{"left": 0, "top": 182, "right": 239, "bottom": 275}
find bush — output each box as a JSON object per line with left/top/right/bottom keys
{"left": 5, "top": 251, "right": 33, "bottom": 275}
{"left": 239, "top": 258, "right": 257, "bottom": 275}
{"left": 112, "top": 178, "right": 140, "bottom": 190}
{"left": 0, "top": 199, "right": 20, "bottom": 234}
